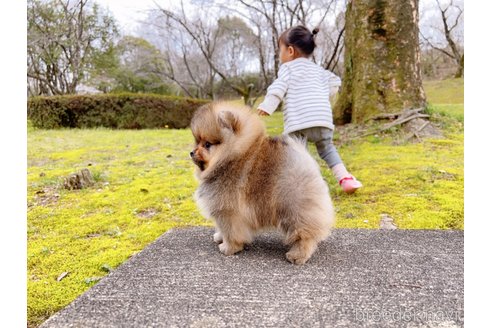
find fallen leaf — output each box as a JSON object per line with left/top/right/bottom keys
{"left": 57, "top": 272, "right": 69, "bottom": 282}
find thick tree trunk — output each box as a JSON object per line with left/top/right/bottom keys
{"left": 334, "top": 0, "right": 426, "bottom": 125}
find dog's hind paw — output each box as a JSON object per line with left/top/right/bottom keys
{"left": 285, "top": 238, "right": 317, "bottom": 265}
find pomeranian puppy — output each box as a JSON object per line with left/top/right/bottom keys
{"left": 190, "top": 102, "right": 335, "bottom": 264}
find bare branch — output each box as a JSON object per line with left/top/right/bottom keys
{"left": 324, "top": 26, "right": 345, "bottom": 71}
{"left": 419, "top": 31, "right": 455, "bottom": 59}
{"left": 449, "top": 4, "right": 463, "bottom": 32}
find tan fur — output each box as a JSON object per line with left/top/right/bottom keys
{"left": 190, "top": 102, "right": 335, "bottom": 265}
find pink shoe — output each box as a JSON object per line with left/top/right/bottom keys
{"left": 339, "top": 176, "right": 363, "bottom": 194}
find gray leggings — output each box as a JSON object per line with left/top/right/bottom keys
{"left": 288, "top": 127, "right": 342, "bottom": 168}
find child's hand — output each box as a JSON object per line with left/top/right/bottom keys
{"left": 329, "top": 86, "right": 339, "bottom": 105}
{"left": 257, "top": 109, "right": 269, "bottom": 116}
{"left": 329, "top": 86, "right": 339, "bottom": 96}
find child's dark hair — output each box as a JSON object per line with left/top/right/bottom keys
{"left": 279, "top": 25, "right": 319, "bottom": 56}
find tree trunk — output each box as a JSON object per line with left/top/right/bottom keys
{"left": 455, "top": 54, "right": 464, "bottom": 78}
{"left": 333, "top": 0, "right": 426, "bottom": 125}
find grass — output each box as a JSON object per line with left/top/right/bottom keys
{"left": 27, "top": 78, "right": 463, "bottom": 327}
{"left": 27, "top": 129, "right": 209, "bottom": 326}
{"left": 423, "top": 78, "right": 464, "bottom": 105}
{"left": 261, "top": 111, "right": 463, "bottom": 230}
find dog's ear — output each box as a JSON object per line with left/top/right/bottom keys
{"left": 218, "top": 111, "right": 240, "bottom": 133}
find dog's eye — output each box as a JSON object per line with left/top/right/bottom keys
{"left": 205, "top": 142, "right": 212, "bottom": 149}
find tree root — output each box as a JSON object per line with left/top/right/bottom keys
{"left": 356, "top": 108, "right": 437, "bottom": 141}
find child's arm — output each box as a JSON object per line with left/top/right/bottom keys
{"left": 325, "top": 70, "right": 341, "bottom": 96}
{"left": 257, "top": 65, "right": 290, "bottom": 115}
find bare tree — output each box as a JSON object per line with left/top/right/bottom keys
{"left": 27, "top": 0, "right": 118, "bottom": 96}
{"left": 419, "top": 0, "right": 464, "bottom": 78}
{"left": 148, "top": 1, "right": 263, "bottom": 105}
{"left": 210, "top": 0, "right": 342, "bottom": 105}
{"left": 233, "top": 0, "right": 338, "bottom": 76}
{"left": 137, "top": 0, "right": 345, "bottom": 103}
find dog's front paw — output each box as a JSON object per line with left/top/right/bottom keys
{"left": 218, "top": 241, "right": 243, "bottom": 256}
{"left": 286, "top": 249, "right": 309, "bottom": 265}
{"left": 213, "top": 231, "right": 223, "bottom": 244}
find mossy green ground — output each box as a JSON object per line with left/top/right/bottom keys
{"left": 27, "top": 78, "right": 463, "bottom": 326}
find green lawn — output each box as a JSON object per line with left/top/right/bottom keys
{"left": 27, "top": 78, "right": 464, "bottom": 327}
{"left": 423, "top": 78, "right": 464, "bottom": 105}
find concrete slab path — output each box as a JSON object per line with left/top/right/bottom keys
{"left": 41, "top": 227, "right": 463, "bottom": 327}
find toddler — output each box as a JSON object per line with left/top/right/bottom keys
{"left": 257, "top": 25, "right": 362, "bottom": 193}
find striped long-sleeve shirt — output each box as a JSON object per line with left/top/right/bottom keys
{"left": 258, "top": 57, "right": 341, "bottom": 134}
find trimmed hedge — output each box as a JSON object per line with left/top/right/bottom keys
{"left": 27, "top": 93, "right": 210, "bottom": 129}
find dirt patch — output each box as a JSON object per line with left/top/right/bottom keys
{"left": 31, "top": 187, "right": 60, "bottom": 207}
{"left": 135, "top": 208, "right": 159, "bottom": 219}
{"left": 379, "top": 214, "right": 398, "bottom": 230}
{"left": 85, "top": 233, "right": 103, "bottom": 239}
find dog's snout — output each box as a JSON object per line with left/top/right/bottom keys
{"left": 190, "top": 151, "right": 194, "bottom": 158}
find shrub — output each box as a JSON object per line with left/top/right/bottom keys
{"left": 27, "top": 93, "right": 209, "bottom": 129}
